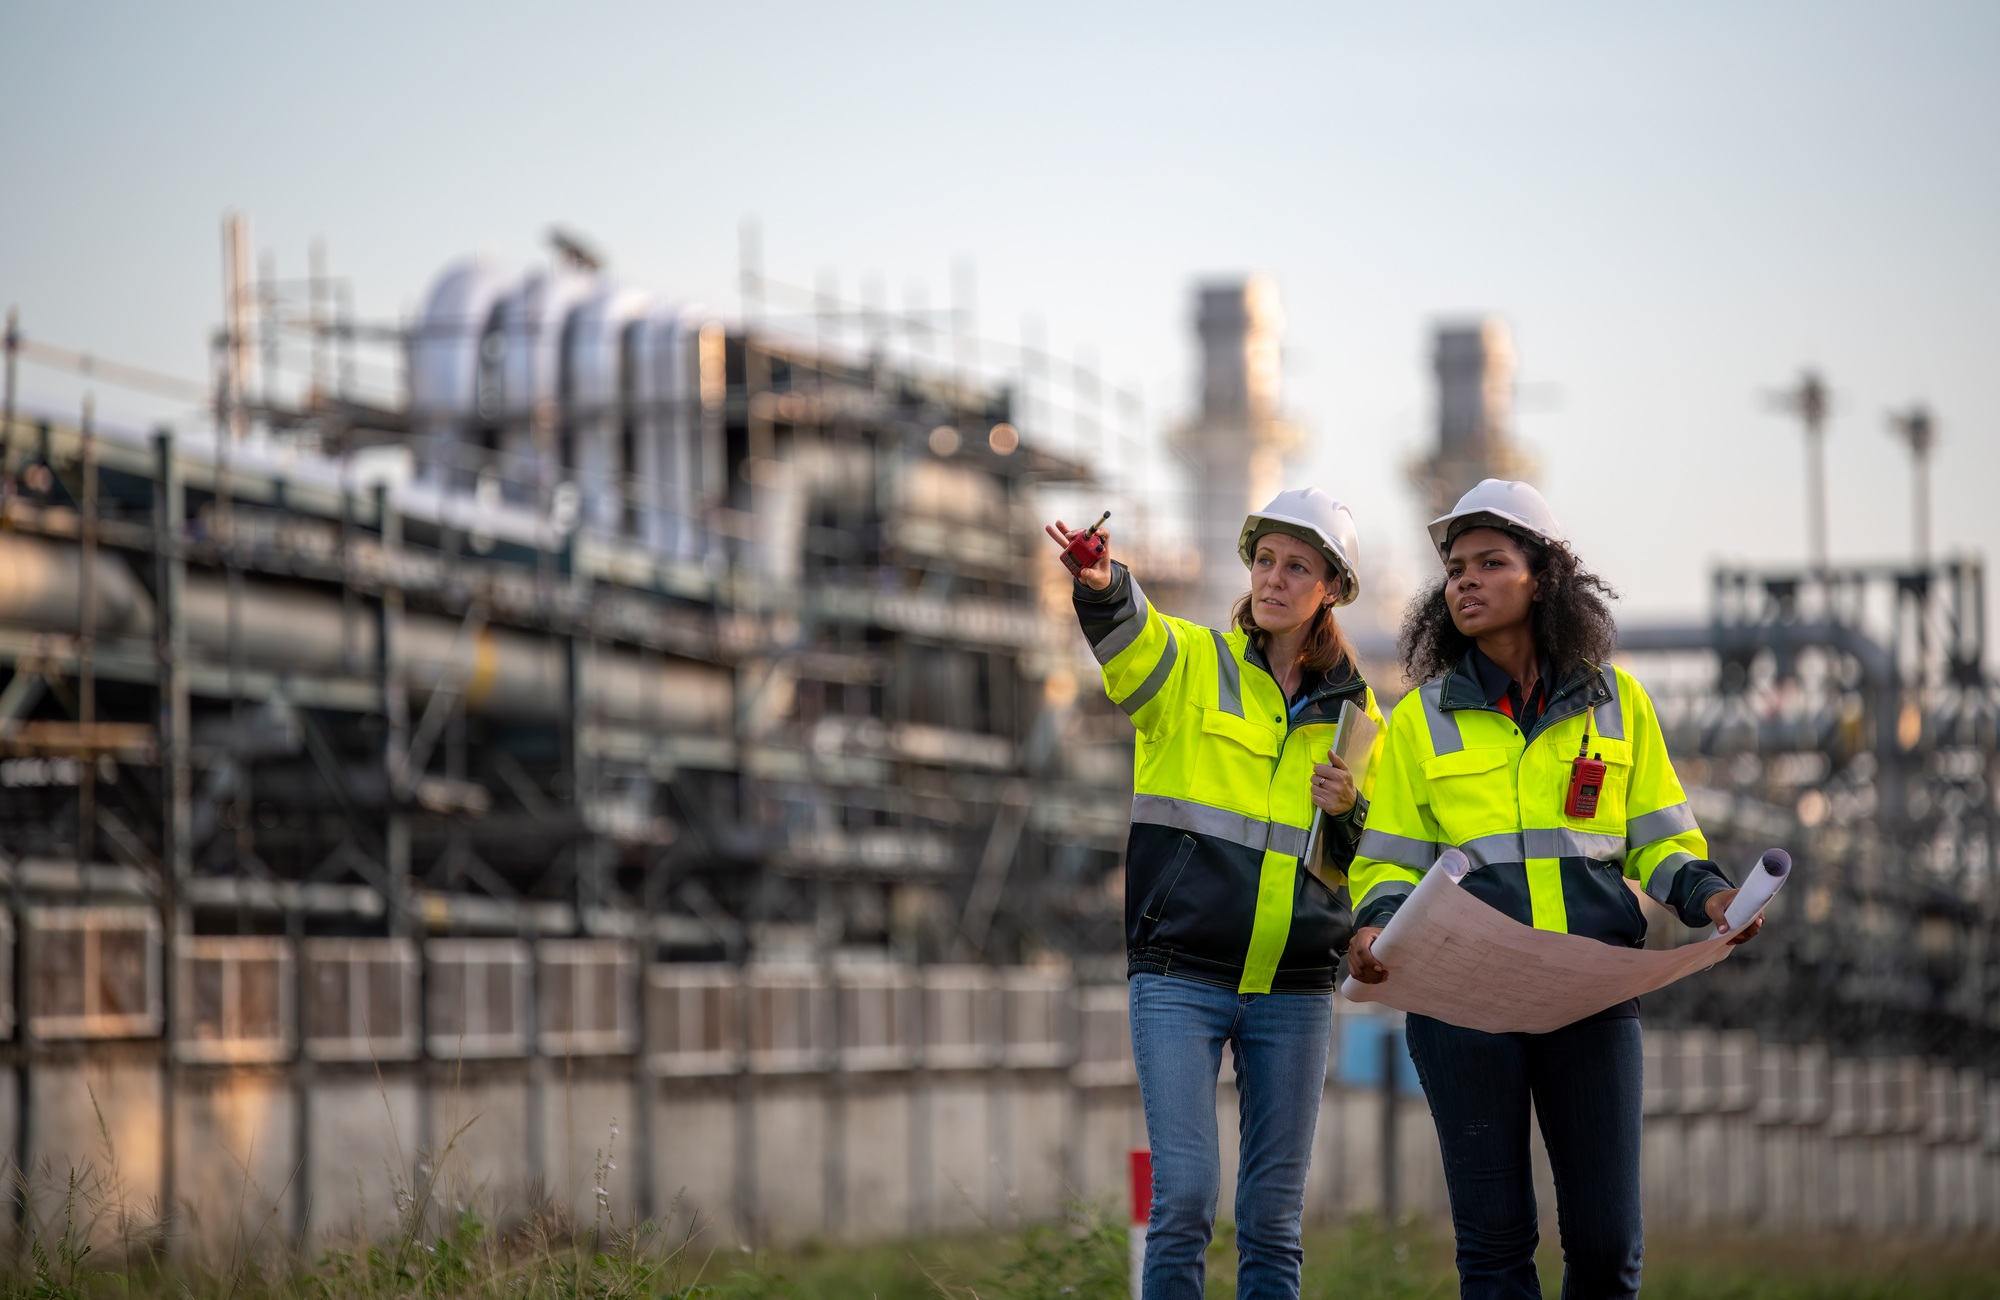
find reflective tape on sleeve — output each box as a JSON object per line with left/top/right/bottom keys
{"left": 1644, "top": 850, "right": 1697, "bottom": 904}
{"left": 1627, "top": 801, "right": 1697, "bottom": 848}
{"left": 1356, "top": 878, "right": 1417, "bottom": 912}
{"left": 1356, "top": 829, "right": 1438, "bottom": 872}
{"left": 1090, "top": 577, "right": 1152, "bottom": 666}
{"left": 1117, "top": 627, "right": 1180, "bottom": 717}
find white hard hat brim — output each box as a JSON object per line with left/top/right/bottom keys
{"left": 1238, "top": 513, "right": 1360, "bottom": 607}
{"left": 1426, "top": 507, "right": 1559, "bottom": 557}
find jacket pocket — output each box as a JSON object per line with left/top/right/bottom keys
{"left": 1188, "top": 709, "right": 1283, "bottom": 820}
{"left": 1419, "top": 746, "right": 1516, "bottom": 844}
{"left": 1140, "top": 834, "right": 1198, "bottom": 925}
{"left": 1618, "top": 875, "right": 1649, "bottom": 945}
{"left": 1297, "top": 866, "right": 1357, "bottom": 957}
{"left": 1420, "top": 747, "right": 1510, "bottom": 780}
{"left": 1200, "top": 707, "right": 1281, "bottom": 757}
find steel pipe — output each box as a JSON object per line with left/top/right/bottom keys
{"left": 0, "top": 533, "right": 731, "bottom": 731}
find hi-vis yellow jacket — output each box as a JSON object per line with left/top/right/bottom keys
{"left": 1349, "top": 654, "right": 1729, "bottom": 945}
{"left": 1075, "top": 563, "right": 1387, "bottom": 994}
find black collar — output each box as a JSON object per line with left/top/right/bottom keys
{"left": 1243, "top": 633, "right": 1367, "bottom": 729}
{"left": 1465, "top": 645, "right": 1553, "bottom": 709}
{"left": 1437, "top": 649, "right": 1609, "bottom": 743}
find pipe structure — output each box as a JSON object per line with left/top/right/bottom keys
{"left": 0, "top": 533, "right": 731, "bottom": 733}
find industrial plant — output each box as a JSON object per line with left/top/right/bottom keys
{"left": 0, "top": 217, "right": 1995, "bottom": 1249}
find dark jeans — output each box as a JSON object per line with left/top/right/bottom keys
{"left": 1405, "top": 1014, "right": 1644, "bottom": 1300}
{"left": 1128, "top": 973, "right": 1332, "bottom": 1300}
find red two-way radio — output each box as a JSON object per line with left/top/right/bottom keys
{"left": 1565, "top": 725, "right": 1606, "bottom": 819}
{"left": 1061, "top": 511, "right": 1112, "bottom": 576}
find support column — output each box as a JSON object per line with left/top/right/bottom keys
{"left": 377, "top": 484, "right": 410, "bottom": 927}
{"left": 154, "top": 428, "right": 190, "bottom": 1248}
{"left": 77, "top": 399, "right": 97, "bottom": 874}
{"left": 568, "top": 618, "right": 608, "bottom": 924}
{"left": 375, "top": 484, "right": 425, "bottom": 1178}
{"left": 733, "top": 971, "right": 757, "bottom": 1244}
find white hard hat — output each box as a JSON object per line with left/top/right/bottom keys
{"left": 1238, "top": 488, "right": 1361, "bottom": 607}
{"left": 1426, "top": 479, "right": 1565, "bottom": 559}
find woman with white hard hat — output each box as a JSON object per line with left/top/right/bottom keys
{"left": 1047, "top": 487, "right": 1386, "bottom": 1300}
{"left": 1347, "top": 479, "right": 1764, "bottom": 1299}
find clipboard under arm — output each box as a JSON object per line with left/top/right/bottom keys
{"left": 1302, "top": 699, "right": 1379, "bottom": 880}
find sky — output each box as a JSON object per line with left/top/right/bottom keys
{"left": 2, "top": 1, "right": 1995, "bottom": 626}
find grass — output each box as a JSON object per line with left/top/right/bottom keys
{"left": 10, "top": 1187, "right": 1999, "bottom": 1300}
{"left": 4, "top": 1103, "right": 1995, "bottom": 1300}
{"left": 742, "top": 1217, "right": 2000, "bottom": 1300}
{"left": 1615, "top": 1232, "right": 2000, "bottom": 1300}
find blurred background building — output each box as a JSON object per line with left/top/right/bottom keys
{"left": 1409, "top": 318, "right": 1534, "bottom": 519}
{"left": 1170, "top": 277, "right": 1302, "bottom": 625}
{"left": 0, "top": 219, "right": 1995, "bottom": 1247}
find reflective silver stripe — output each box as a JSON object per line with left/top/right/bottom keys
{"left": 1118, "top": 627, "right": 1179, "bottom": 716}
{"left": 1212, "top": 629, "right": 1243, "bottom": 717}
{"left": 1627, "top": 801, "right": 1697, "bottom": 848}
{"left": 1460, "top": 827, "right": 1625, "bottom": 867}
{"left": 1268, "top": 823, "right": 1310, "bottom": 858}
{"left": 1645, "top": 850, "right": 1697, "bottom": 904}
{"left": 1593, "top": 665, "right": 1625, "bottom": 740}
{"left": 1356, "top": 829, "right": 1437, "bottom": 871}
{"left": 1357, "top": 879, "right": 1417, "bottom": 911}
{"left": 1530, "top": 827, "right": 1626, "bottom": 860}
{"left": 1419, "top": 677, "right": 1464, "bottom": 756}
{"left": 1460, "top": 831, "right": 1524, "bottom": 869}
{"left": 1090, "top": 582, "right": 1152, "bottom": 666}
{"left": 1130, "top": 793, "right": 1312, "bottom": 859}
{"left": 1131, "top": 793, "right": 1271, "bottom": 853}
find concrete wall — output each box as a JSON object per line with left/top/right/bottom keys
{"left": 306, "top": 1070, "right": 421, "bottom": 1241}
{"left": 21, "top": 1048, "right": 167, "bottom": 1247}
{"left": 8, "top": 991, "right": 2000, "bottom": 1254}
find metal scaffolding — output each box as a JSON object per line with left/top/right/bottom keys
{"left": 0, "top": 226, "right": 1162, "bottom": 1241}
{"left": 1625, "top": 556, "right": 2000, "bottom": 1067}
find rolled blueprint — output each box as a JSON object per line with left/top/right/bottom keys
{"left": 1342, "top": 845, "right": 1743, "bottom": 1032}
{"left": 1721, "top": 847, "right": 1791, "bottom": 934}
{"left": 1362, "top": 849, "right": 1469, "bottom": 968}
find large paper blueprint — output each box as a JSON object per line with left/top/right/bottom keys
{"left": 1339, "top": 859, "right": 1736, "bottom": 1034}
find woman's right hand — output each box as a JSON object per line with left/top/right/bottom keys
{"left": 1346, "top": 926, "right": 1388, "bottom": 984}
{"left": 1044, "top": 519, "right": 1113, "bottom": 591}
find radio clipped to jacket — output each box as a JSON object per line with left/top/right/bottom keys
{"left": 1565, "top": 727, "right": 1606, "bottom": 818}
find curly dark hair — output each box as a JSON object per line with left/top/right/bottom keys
{"left": 1400, "top": 530, "right": 1620, "bottom": 682}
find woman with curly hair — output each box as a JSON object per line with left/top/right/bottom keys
{"left": 1345, "top": 480, "right": 1762, "bottom": 1300}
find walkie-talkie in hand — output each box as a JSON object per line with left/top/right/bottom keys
{"left": 1061, "top": 511, "right": 1111, "bottom": 576}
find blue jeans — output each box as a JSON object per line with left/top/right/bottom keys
{"left": 1128, "top": 973, "right": 1332, "bottom": 1300}
{"left": 1405, "top": 1014, "right": 1645, "bottom": 1300}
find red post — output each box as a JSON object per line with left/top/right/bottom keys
{"left": 1129, "top": 1148, "right": 1154, "bottom": 1225}
{"left": 1128, "top": 1148, "right": 1153, "bottom": 1300}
